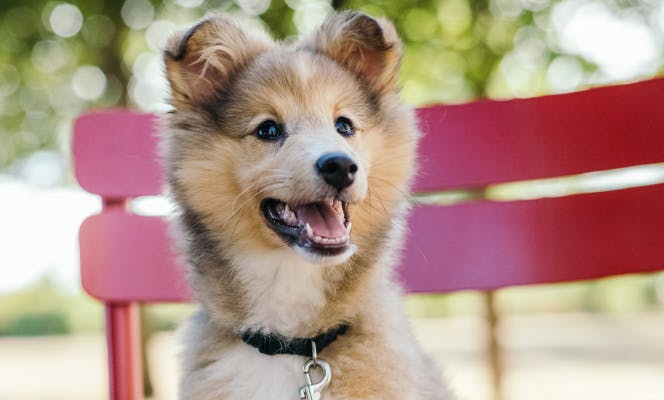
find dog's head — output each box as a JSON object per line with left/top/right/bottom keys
{"left": 164, "top": 11, "right": 417, "bottom": 269}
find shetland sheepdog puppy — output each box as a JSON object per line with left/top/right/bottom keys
{"left": 162, "top": 10, "right": 452, "bottom": 400}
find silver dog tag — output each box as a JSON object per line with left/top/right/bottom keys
{"left": 298, "top": 358, "right": 331, "bottom": 400}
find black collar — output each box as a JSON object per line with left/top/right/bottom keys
{"left": 240, "top": 324, "right": 349, "bottom": 357}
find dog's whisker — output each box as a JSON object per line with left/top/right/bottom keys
{"left": 357, "top": 195, "right": 389, "bottom": 218}
{"left": 371, "top": 190, "right": 391, "bottom": 221}
{"left": 222, "top": 185, "right": 276, "bottom": 231}
{"left": 367, "top": 175, "right": 410, "bottom": 197}
{"left": 227, "top": 175, "right": 289, "bottom": 208}
{"left": 368, "top": 155, "right": 415, "bottom": 170}
{"left": 229, "top": 179, "right": 271, "bottom": 215}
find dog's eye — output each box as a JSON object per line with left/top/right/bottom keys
{"left": 255, "top": 120, "right": 283, "bottom": 141}
{"left": 335, "top": 117, "right": 355, "bottom": 137}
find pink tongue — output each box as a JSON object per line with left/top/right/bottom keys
{"left": 294, "top": 203, "right": 346, "bottom": 238}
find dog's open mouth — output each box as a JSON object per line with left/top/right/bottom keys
{"left": 261, "top": 198, "right": 351, "bottom": 256}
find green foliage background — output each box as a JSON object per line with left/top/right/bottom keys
{"left": 2, "top": 0, "right": 661, "bottom": 173}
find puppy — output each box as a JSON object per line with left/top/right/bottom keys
{"left": 162, "top": 10, "right": 453, "bottom": 400}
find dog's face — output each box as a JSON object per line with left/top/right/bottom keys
{"left": 164, "top": 12, "right": 417, "bottom": 269}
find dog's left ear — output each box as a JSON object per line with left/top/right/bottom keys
{"left": 303, "top": 11, "right": 402, "bottom": 94}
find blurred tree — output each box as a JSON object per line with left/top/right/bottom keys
{"left": 0, "top": 0, "right": 662, "bottom": 176}
{"left": 0, "top": 0, "right": 129, "bottom": 172}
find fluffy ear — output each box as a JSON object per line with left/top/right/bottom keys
{"left": 303, "top": 11, "right": 402, "bottom": 94}
{"left": 164, "top": 17, "right": 272, "bottom": 108}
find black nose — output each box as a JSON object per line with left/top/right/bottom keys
{"left": 316, "top": 152, "right": 358, "bottom": 191}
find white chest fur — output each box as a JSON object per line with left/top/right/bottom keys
{"left": 233, "top": 248, "right": 329, "bottom": 337}
{"left": 194, "top": 344, "right": 336, "bottom": 400}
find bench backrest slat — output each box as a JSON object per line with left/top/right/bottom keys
{"left": 73, "top": 111, "right": 163, "bottom": 197}
{"left": 79, "top": 211, "right": 191, "bottom": 302}
{"left": 404, "top": 184, "right": 664, "bottom": 292}
{"left": 415, "top": 78, "right": 664, "bottom": 191}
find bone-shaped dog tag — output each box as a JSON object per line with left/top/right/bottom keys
{"left": 298, "top": 358, "right": 331, "bottom": 400}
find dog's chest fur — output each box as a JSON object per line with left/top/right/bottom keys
{"left": 192, "top": 345, "right": 321, "bottom": 400}
{"left": 233, "top": 250, "right": 329, "bottom": 336}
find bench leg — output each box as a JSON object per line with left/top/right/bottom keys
{"left": 486, "top": 291, "right": 503, "bottom": 400}
{"left": 106, "top": 302, "right": 144, "bottom": 400}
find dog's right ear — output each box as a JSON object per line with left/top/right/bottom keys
{"left": 164, "top": 17, "right": 272, "bottom": 109}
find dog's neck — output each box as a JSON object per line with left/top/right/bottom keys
{"left": 230, "top": 248, "right": 352, "bottom": 338}
{"left": 187, "top": 205, "right": 402, "bottom": 339}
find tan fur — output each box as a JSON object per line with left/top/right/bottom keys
{"left": 163, "top": 10, "right": 453, "bottom": 400}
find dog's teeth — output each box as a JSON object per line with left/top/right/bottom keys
{"left": 279, "top": 203, "right": 297, "bottom": 225}
{"left": 345, "top": 222, "right": 352, "bottom": 234}
{"left": 275, "top": 202, "right": 284, "bottom": 214}
{"left": 304, "top": 223, "right": 313, "bottom": 238}
{"left": 303, "top": 221, "right": 350, "bottom": 244}
{"left": 286, "top": 205, "right": 297, "bottom": 224}
{"left": 317, "top": 234, "right": 348, "bottom": 245}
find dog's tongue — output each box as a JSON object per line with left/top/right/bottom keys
{"left": 294, "top": 203, "right": 345, "bottom": 238}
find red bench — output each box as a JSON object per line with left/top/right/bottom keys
{"left": 74, "top": 77, "right": 664, "bottom": 400}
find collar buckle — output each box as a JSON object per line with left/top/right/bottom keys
{"left": 299, "top": 342, "right": 332, "bottom": 400}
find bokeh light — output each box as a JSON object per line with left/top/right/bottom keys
{"left": 71, "top": 66, "right": 107, "bottom": 101}
{"left": 437, "top": 0, "right": 472, "bottom": 37}
{"left": 19, "top": 150, "right": 64, "bottom": 187}
{"left": 293, "top": 0, "right": 333, "bottom": 34}
{"left": 48, "top": 83, "right": 83, "bottom": 117}
{"left": 403, "top": 8, "right": 439, "bottom": 41}
{"left": 236, "top": 0, "right": 272, "bottom": 16}
{"left": 19, "top": 86, "right": 50, "bottom": 116}
{"left": 121, "top": 0, "right": 156, "bottom": 30}
{"left": 49, "top": 3, "right": 83, "bottom": 38}
{"left": 145, "top": 20, "right": 178, "bottom": 51}
{"left": 130, "top": 52, "right": 170, "bottom": 111}
{"left": 546, "top": 55, "right": 583, "bottom": 93}
{"left": 551, "top": 0, "right": 661, "bottom": 81}
{"left": 0, "top": 64, "right": 21, "bottom": 97}
{"left": 491, "top": 0, "right": 525, "bottom": 19}
{"left": 176, "top": 0, "right": 206, "bottom": 7}
{"left": 31, "top": 40, "right": 72, "bottom": 74}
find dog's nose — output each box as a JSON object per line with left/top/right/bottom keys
{"left": 316, "top": 152, "right": 358, "bottom": 191}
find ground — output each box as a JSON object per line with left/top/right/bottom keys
{"left": 1, "top": 312, "right": 663, "bottom": 400}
